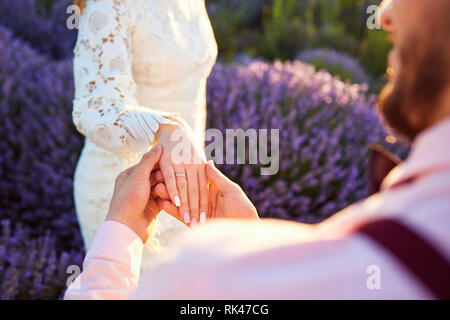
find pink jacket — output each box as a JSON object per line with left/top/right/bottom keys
{"left": 65, "top": 118, "right": 450, "bottom": 300}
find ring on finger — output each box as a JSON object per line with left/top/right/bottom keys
{"left": 175, "top": 172, "right": 187, "bottom": 178}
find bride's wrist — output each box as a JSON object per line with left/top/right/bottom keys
{"left": 157, "top": 122, "right": 176, "bottom": 141}
{"left": 158, "top": 119, "right": 189, "bottom": 144}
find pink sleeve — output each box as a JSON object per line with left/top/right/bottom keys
{"left": 64, "top": 221, "right": 143, "bottom": 300}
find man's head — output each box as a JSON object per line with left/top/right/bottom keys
{"left": 378, "top": 0, "right": 450, "bottom": 140}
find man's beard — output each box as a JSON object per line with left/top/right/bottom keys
{"left": 378, "top": 41, "right": 450, "bottom": 141}
{"left": 378, "top": 19, "right": 450, "bottom": 141}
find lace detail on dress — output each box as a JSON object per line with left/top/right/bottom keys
{"left": 73, "top": 0, "right": 217, "bottom": 272}
{"left": 73, "top": 0, "right": 178, "bottom": 156}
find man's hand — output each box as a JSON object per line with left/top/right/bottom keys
{"left": 205, "top": 161, "right": 259, "bottom": 221}
{"left": 106, "top": 145, "right": 163, "bottom": 243}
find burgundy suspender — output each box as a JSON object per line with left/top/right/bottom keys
{"left": 357, "top": 219, "right": 450, "bottom": 300}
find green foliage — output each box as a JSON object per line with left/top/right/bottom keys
{"left": 298, "top": 48, "right": 371, "bottom": 84}
{"left": 208, "top": 0, "right": 391, "bottom": 84}
{"left": 314, "top": 60, "right": 356, "bottom": 82}
{"left": 258, "top": 0, "right": 314, "bottom": 60}
{"left": 207, "top": 1, "right": 253, "bottom": 61}
{"left": 312, "top": 24, "right": 359, "bottom": 54}
{"left": 360, "top": 29, "right": 392, "bottom": 77}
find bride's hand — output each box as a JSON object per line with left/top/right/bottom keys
{"left": 157, "top": 118, "right": 208, "bottom": 226}
{"left": 151, "top": 161, "right": 259, "bottom": 223}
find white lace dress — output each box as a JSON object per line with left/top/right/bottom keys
{"left": 72, "top": 0, "right": 217, "bottom": 273}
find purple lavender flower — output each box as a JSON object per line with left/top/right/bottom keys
{"left": 206, "top": 59, "right": 407, "bottom": 221}
{"left": 0, "top": 0, "right": 76, "bottom": 60}
{"left": 297, "top": 48, "right": 371, "bottom": 85}
{"left": 0, "top": 26, "right": 83, "bottom": 254}
{"left": 0, "top": 220, "right": 83, "bottom": 300}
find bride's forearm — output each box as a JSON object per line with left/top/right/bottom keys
{"left": 157, "top": 118, "right": 201, "bottom": 155}
{"left": 157, "top": 123, "right": 179, "bottom": 144}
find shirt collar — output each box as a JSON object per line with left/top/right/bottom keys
{"left": 382, "top": 116, "right": 450, "bottom": 190}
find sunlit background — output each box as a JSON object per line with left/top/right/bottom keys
{"left": 0, "top": 0, "right": 408, "bottom": 299}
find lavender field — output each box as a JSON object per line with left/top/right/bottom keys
{"left": 0, "top": 0, "right": 407, "bottom": 299}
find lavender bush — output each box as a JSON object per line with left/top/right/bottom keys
{"left": 0, "top": 0, "right": 76, "bottom": 60}
{"left": 298, "top": 48, "right": 371, "bottom": 85}
{"left": 0, "top": 220, "right": 83, "bottom": 300}
{"left": 0, "top": 26, "right": 83, "bottom": 253}
{"left": 207, "top": 60, "right": 406, "bottom": 223}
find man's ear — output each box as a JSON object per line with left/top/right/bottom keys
{"left": 368, "top": 144, "right": 402, "bottom": 195}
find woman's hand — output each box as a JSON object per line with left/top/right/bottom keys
{"left": 152, "top": 161, "right": 259, "bottom": 223}
{"left": 157, "top": 118, "right": 209, "bottom": 227}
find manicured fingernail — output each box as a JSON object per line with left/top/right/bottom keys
{"left": 190, "top": 218, "right": 197, "bottom": 227}
{"left": 174, "top": 196, "right": 181, "bottom": 207}
{"left": 183, "top": 211, "right": 190, "bottom": 224}
{"left": 199, "top": 212, "right": 206, "bottom": 224}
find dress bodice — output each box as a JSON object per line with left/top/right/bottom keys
{"left": 131, "top": 0, "right": 217, "bottom": 109}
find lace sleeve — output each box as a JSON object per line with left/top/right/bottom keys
{"left": 73, "top": 0, "right": 177, "bottom": 155}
